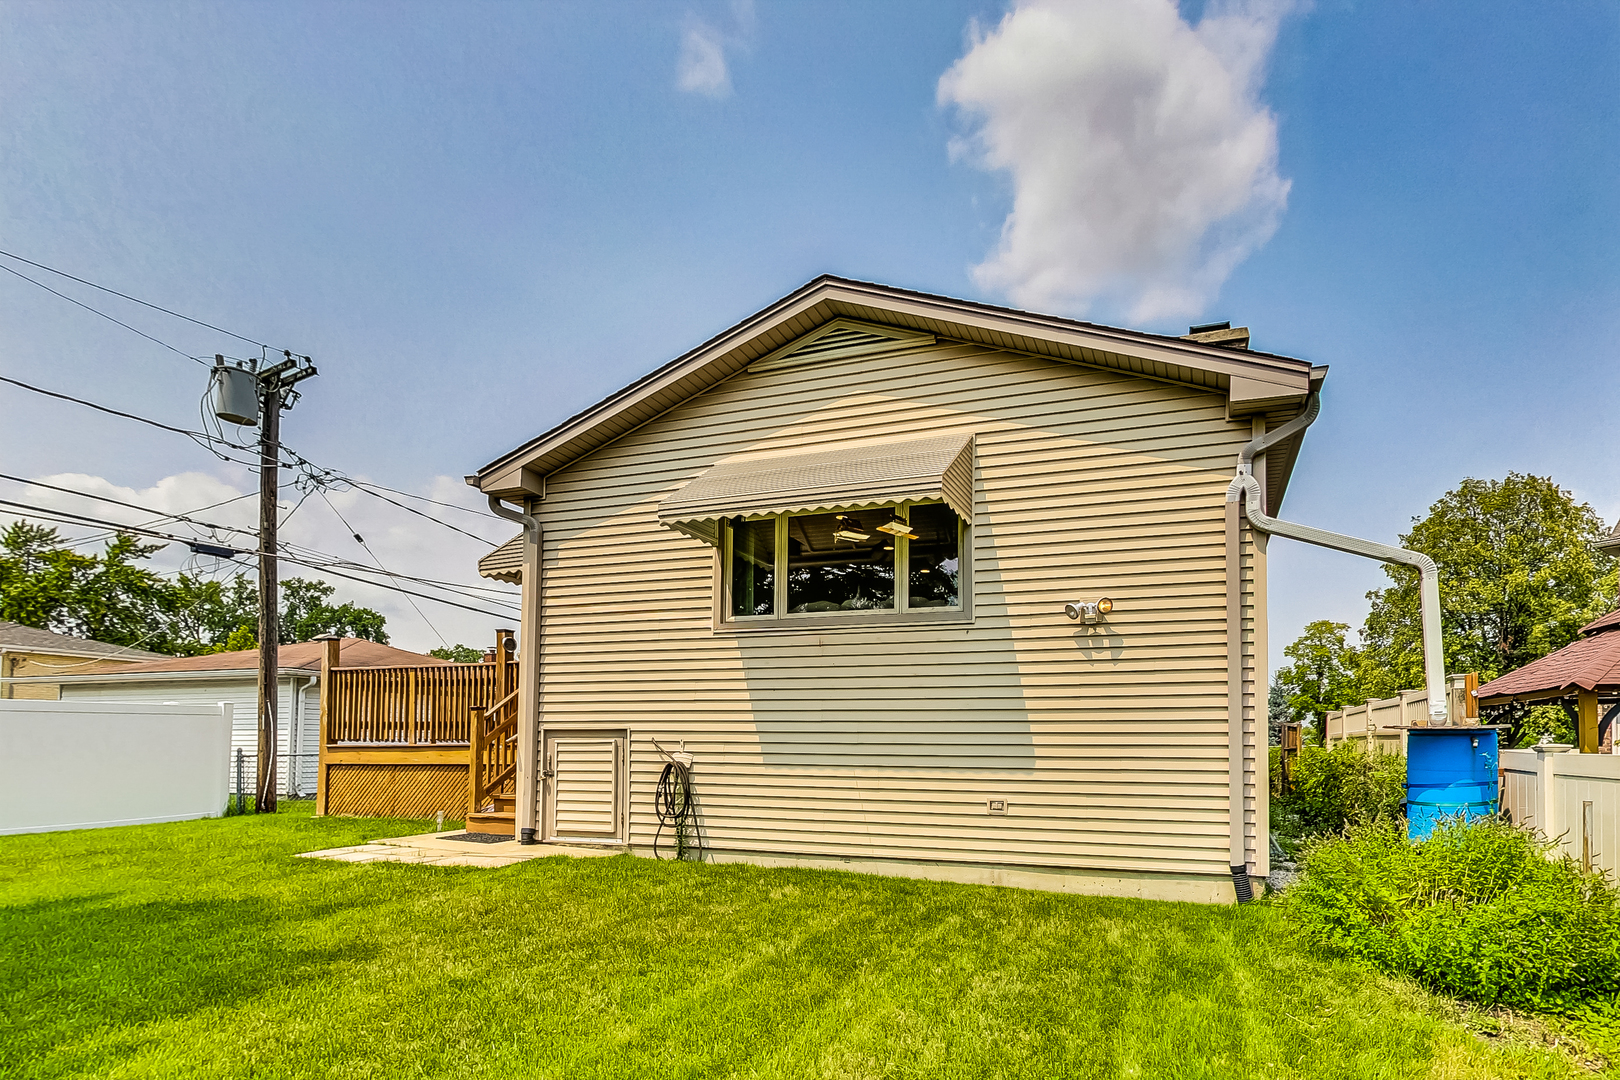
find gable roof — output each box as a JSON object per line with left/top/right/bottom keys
{"left": 58, "top": 638, "right": 452, "bottom": 680}
{"left": 0, "top": 620, "right": 165, "bottom": 662}
{"left": 470, "top": 276, "right": 1325, "bottom": 514}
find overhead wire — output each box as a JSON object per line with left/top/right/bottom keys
{"left": 0, "top": 473, "right": 517, "bottom": 609}
{"left": 316, "top": 486, "right": 450, "bottom": 647}
{"left": 349, "top": 479, "right": 495, "bottom": 518}
{"left": 0, "top": 261, "right": 209, "bottom": 366}
{"left": 0, "top": 247, "right": 270, "bottom": 350}
{"left": 0, "top": 501, "right": 518, "bottom": 619}
{"left": 0, "top": 472, "right": 256, "bottom": 540}
{"left": 0, "top": 371, "right": 508, "bottom": 541}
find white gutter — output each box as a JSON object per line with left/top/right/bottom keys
{"left": 1224, "top": 392, "right": 1449, "bottom": 901}
{"left": 486, "top": 494, "right": 542, "bottom": 845}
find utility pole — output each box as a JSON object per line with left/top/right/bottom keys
{"left": 253, "top": 352, "right": 317, "bottom": 813}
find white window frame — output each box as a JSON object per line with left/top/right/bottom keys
{"left": 716, "top": 500, "right": 971, "bottom": 632}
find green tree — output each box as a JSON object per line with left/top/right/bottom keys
{"left": 1358, "top": 474, "right": 1615, "bottom": 696}
{"left": 280, "top": 578, "right": 388, "bottom": 644}
{"left": 1274, "top": 620, "right": 1366, "bottom": 745}
{"left": 429, "top": 644, "right": 484, "bottom": 663}
{"left": 0, "top": 523, "right": 176, "bottom": 649}
{"left": 1267, "top": 675, "right": 1289, "bottom": 746}
{"left": 165, "top": 574, "right": 258, "bottom": 655}
{"left": 0, "top": 523, "right": 390, "bottom": 654}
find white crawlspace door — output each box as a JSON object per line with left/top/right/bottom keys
{"left": 545, "top": 732, "right": 625, "bottom": 842}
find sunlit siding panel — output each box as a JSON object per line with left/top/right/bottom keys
{"left": 532, "top": 339, "right": 1262, "bottom": 883}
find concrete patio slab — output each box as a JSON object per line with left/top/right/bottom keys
{"left": 296, "top": 830, "right": 628, "bottom": 868}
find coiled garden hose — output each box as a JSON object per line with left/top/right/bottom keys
{"left": 653, "top": 759, "right": 697, "bottom": 860}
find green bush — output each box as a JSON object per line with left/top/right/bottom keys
{"left": 1513, "top": 703, "right": 1576, "bottom": 748}
{"left": 1272, "top": 741, "right": 1405, "bottom": 844}
{"left": 1284, "top": 818, "right": 1620, "bottom": 1013}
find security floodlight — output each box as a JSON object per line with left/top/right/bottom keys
{"left": 1064, "top": 598, "right": 1114, "bottom": 624}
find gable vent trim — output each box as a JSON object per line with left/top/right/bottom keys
{"left": 747, "top": 317, "right": 936, "bottom": 374}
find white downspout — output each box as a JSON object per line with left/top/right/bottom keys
{"left": 1225, "top": 392, "right": 1449, "bottom": 901}
{"left": 487, "top": 494, "right": 542, "bottom": 844}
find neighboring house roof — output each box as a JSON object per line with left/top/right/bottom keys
{"left": 57, "top": 638, "right": 452, "bottom": 681}
{"left": 0, "top": 620, "right": 165, "bottom": 662}
{"left": 1475, "top": 610, "right": 1620, "bottom": 703}
{"left": 1596, "top": 521, "right": 1620, "bottom": 554}
{"left": 470, "top": 276, "right": 1325, "bottom": 516}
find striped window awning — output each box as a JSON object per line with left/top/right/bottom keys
{"left": 659, "top": 432, "right": 975, "bottom": 545}
{"left": 477, "top": 535, "right": 524, "bottom": 583}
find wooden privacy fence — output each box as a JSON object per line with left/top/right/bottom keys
{"left": 315, "top": 633, "right": 517, "bottom": 822}
{"left": 1325, "top": 674, "right": 1481, "bottom": 753}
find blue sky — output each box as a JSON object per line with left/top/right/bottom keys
{"left": 0, "top": 0, "right": 1615, "bottom": 660}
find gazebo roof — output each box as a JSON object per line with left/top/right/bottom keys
{"left": 1476, "top": 609, "right": 1620, "bottom": 704}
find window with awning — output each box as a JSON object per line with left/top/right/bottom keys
{"left": 659, "top": 433, "right": 974, "bottom": 626}
{"left": 658, "top": 432, "right": 975, "bottom": 545}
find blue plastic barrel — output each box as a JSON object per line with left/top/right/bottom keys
{"left": 1406, "top": 728, "right": 1499, "bottom": 840}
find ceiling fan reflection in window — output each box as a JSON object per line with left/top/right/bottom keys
{"left": 832, "top": 512, "right": 917, "bottom": 545}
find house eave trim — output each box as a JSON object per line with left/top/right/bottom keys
{"left": 471, "top": 276, "right": 1316, "bottom": 496}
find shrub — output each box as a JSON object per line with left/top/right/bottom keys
{"left": 1513, "top": 703, "right": 1576, "bottom": 748}
{"left": 1272, "top": 741, "right": 1405, "bottom": 843}
{"left": 1284, "top": 818, "right": 1620, "bottom": 1013}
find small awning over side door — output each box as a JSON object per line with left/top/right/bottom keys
{"left": 658, "top": 431, "right": 975, "bottom": 545}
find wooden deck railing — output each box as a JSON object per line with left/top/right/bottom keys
{"left": 326, "top": 663, "right": 496, "bottom": 745}
{"left": 470, "top": 632, "right": 520, "bottom": 816}
{"left": 315, "top": 632, "right": 521, "bottom": 820}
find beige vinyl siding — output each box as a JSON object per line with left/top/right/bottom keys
{"left": 531, "top": 338, "right": 1263, "bottom": 882}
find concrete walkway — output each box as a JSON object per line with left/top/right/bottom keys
{"left": 297, "top": 831, "right": 627, "bottom": 868}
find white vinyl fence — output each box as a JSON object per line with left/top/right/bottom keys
{"left": 1500, "top": 747, "right": 1620, "bottom": 880}
{"left": 0, "top": 699, "right": 232, "bottom": 835}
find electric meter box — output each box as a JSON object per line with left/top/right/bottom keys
{"left": 212, "top": 364, "right": 260, "bottom": 426}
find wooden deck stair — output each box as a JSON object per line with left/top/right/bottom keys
{"left": 466, "top": 794, "right": 516, "bottom": 835}
{"left": 466, "top": 631, "right": 522, "bottom": 837}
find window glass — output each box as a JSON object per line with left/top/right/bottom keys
{"left": 907, "top": 503, "right": 961, "bottom": 609}
{"left": 785, "top": 510, "right": 895, "bottom": 613}
{"left": 729, "top": 517, "right": 776, "bottom": 617}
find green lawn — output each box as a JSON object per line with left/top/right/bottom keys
{"left": 0, "top": 804, "right": 1603, "bottom": 1079}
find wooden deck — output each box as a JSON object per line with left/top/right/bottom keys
{"left": 314, "top": 633, "right": 519, "bottom": 833}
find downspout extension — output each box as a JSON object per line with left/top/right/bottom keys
{"left": 1223, "top": 390, "right": 1446, "bottom": 903}
{"left": 487, "top": 495, "right": 542, "bottom": 845}
{"left": 1226, "top": 392, "right": 1324, "bottom": 901}
{"left": 1226, "top": 471, "right": 1448, "bottom": 726}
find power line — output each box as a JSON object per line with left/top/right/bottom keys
{"left": 1, "top": 372, "right": 505, "bottom": 542}
{"left": 0, "top": 373, "right": 256, "bottom": 453}
{"left": 0, "top": 501, "right": 519, "bottom": 619}
{"left": 0, "top": 472, "right": 256, "bottom": 539}
{"left": 0, "top": 261, "right": 208, "bottom": 366}
{"left": 350, "top": 479, "right": 495, "bottom": 518}
{"left": 289, "top": 462, "right": 502, "bottom": 543}
{"left": 0, "top": 474, "right": 516, "bottom": 608}
{"left": 317, "top": 486, "right": 450, "bottom": 647}
{"left": 0, "top": 247, "right": 269, "bottom": 350}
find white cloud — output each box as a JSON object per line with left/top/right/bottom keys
{"left": 0, "top": 469, "right": 519, "bottom": 655}
{"left": 676, "top": 21, "right": 733, "bottom": 98}
{"left": 938, "top": 0, "right": 1295, "bottom": 323}
{"left": 675, "top": 2, "right": 753, "bottom": 99}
